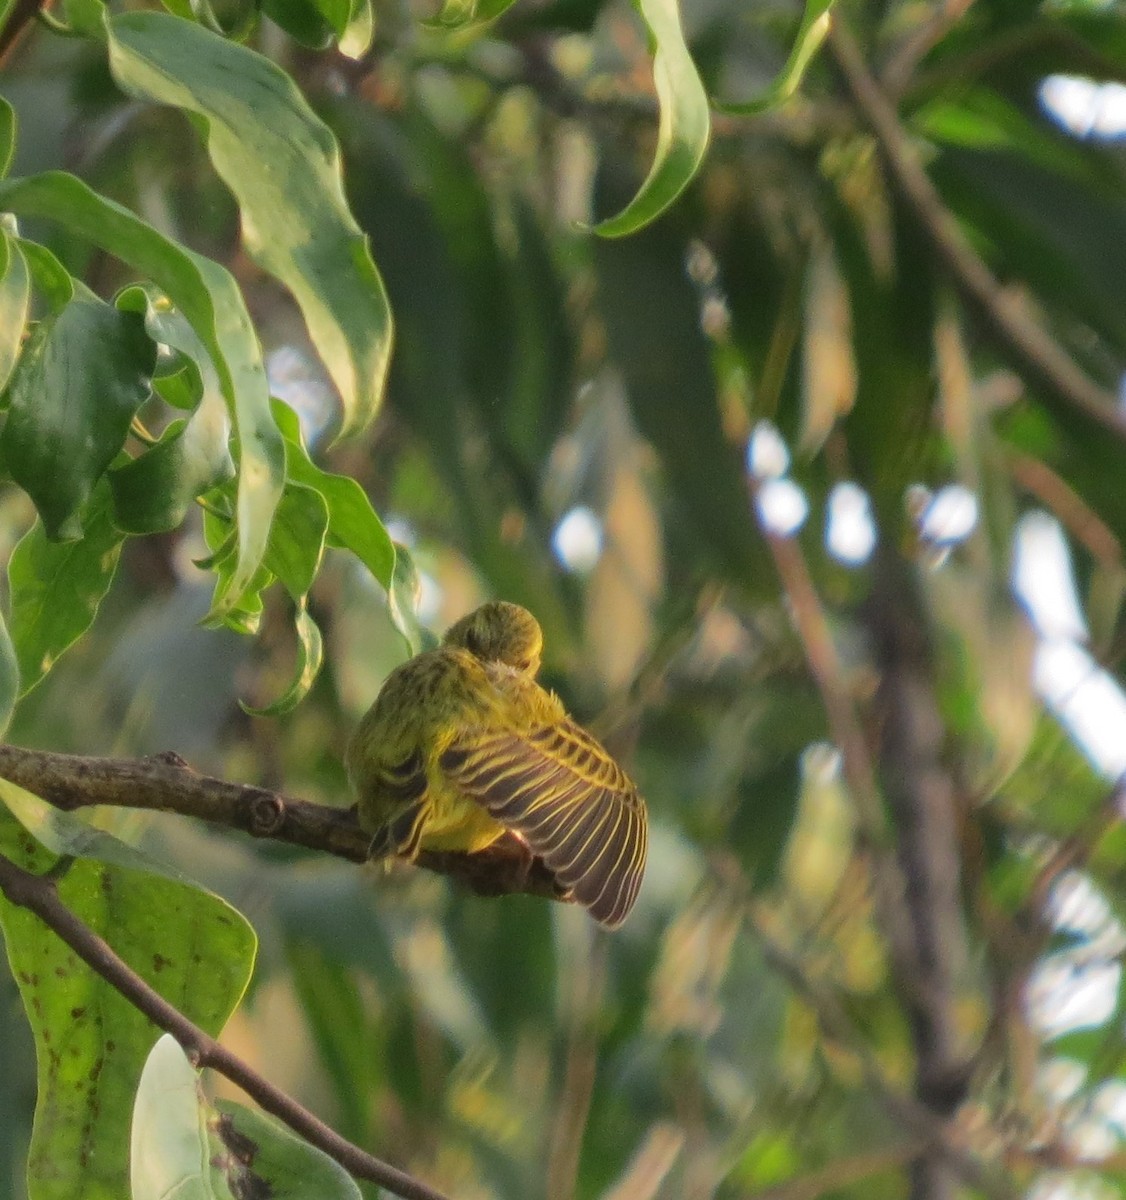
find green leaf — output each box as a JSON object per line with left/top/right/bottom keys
{"left": 109, "top": 286, "right": 234, "bottom": 534}
{"left": 338, "top": 0, "right": 373, "bottom": 58}
{"left": 272, "top": 398, "right": 394, "bottom": 589}
{"left": 0, "top": 95, "right": 14, "bottom": 179}
{"left": 593, "top": 0, "right": 710, "bottom": 237}
{"left": 0, "top": 287, "right": 155, "bottom": 540}
{"left": 0, "top": 783, "right": 256, "bottom": 1200}
{"left": 0, "top": 171, "right": 285, "bottom": 613}
{"left": 717, "top": 0, "right": 834, "bottom": 113}
{"left": 199, "top": 506, "right": 273, "bottom": 637}
{"left": 261, "top": 0, "right": 340, "bottom": 50}
{"left": 0, "top": 609, "right": 19, "bottom": 737}
{"left": 8, "top": 483, "right": 124, "bottom": 695}
{"left": 264, "top": 482, "right": 330, "bottom": 601}
{"left": 61, "top": 0, "right": 106, "bottom": 37}
{"left": 15, "top": 237, "right": 75, "bottom": 313}
{"left": 109, "top": 417, "right": 232, "bottom": 535}
{"left": 132, "top": 1035, "right": 361, "bottom": 1200}
{"left": 213, "top": 1100, "right": 362, "bottom": 1199}
{"left": 107, "top": 11, "right": 393, "bottom": 438}
{"left": 0, "top": 231, "right": 30, "bottom": 394}
{"left": 284, "top": 938, "right": 379, "bottom": 1144}
{"left": 241, "top": 600, "right": 324, "bottom": 716}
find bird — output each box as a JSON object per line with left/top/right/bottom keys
{"left": 345, "top": 601, "right": 648, "bottom": 928}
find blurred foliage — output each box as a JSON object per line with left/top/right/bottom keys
{"left": 4, "top": 0, "right": 1126, "bottom": 1197}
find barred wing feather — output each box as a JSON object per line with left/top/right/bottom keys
{"left": 440, "top": 722, "right": 647, "bottom": 927}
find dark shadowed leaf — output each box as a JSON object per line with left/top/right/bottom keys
{"left": 0, "top": 288, "right": 155, "bottom": 540}
{"left": 7, "top": 483, "right": 124, "bottom": 695}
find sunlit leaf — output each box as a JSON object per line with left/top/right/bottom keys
{"left": 107, "top": 11, "right": 393, "bottom": 438}
{"left": 0, "top": 286, "right": 155, "bottom": 540}
{"left": 388, "top": 540, "right": 433, "bottom": 656}
{"left": 0, "top": 784, "right": 255, "bottom": 1200}
{"left": 338, "top": 0, "right": 373, "bottom": 57}
{"left": 717, "top": 0, "right": 834, "bottom": 114}
{"left": 130, "top": 1036, "right": 215, "bottom": 1200}
{"left": 0, "top": 95, "right": 14, "bottom": 179}
{"left": 0, "top": 231, "right": 29, "bottom": 394}
{"left": 0, "top": 609, "right": 18, "bottom": 737}
{"left": 132, "top": 1036, "right": 362, "bottom": 1200}
{"left": 594, "top": 0, "right": 710, "bottom": 237}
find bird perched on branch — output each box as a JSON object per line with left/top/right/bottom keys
{"left": 346, "top": 601, "right": 648, "bottom": 928}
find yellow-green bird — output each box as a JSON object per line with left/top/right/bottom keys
{"left": 346, "top": 601, "right": 648, "bottom": 928}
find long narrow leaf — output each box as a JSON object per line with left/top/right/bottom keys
{"left": 594, "top": 0, "right": 710, "bottom": 237}
{"left": 107, "top": 12, "right": 392, "bottom": 438}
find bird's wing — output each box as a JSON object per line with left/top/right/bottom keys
{"left": 356, "top": 747, "right": 430, "bottom": 857}
{"left": 439, "top": 720, "right": 647, "bottom": 928}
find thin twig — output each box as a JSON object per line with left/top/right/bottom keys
{"left": 880, "top": 0, "right": 978, "bottom": 97}
{"left": 752, "top": 516, "right": 885, "bottom": 844}
{"left": 0, "top": 0, "right": 43, "bottom": 66}
{"left": 0, "top": 743, "right": 566, "bottom": 903}
{"left": 0, "top": 850, "right": 453, "bottom": 1200}
{"left": 1006, "top": 450, "right": 1122, "bottom": 567}
{"left": 829, "top": 16, "right": 1126, "bottom": 445}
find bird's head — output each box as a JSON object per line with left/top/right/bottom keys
{"left": 443, "top": 602, "right": 543, "bottom": 676}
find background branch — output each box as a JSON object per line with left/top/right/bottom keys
{"left": 829, "top": 15, "right": 1126, "bottom": 444}
{"left": 0, "top": 850, "right": 453, "bottom": 1200}
{"left": 867, "top": 555, "right": 974, "bottom": 1200}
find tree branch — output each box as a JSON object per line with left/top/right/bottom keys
{"left": 0, "top": 849, "right": 453, "bottom": 1200}
{"left": 829, "top": 15, "right": 1126, "bottom": 446}
{"left": 867, "top": 554, "right": 974, "bottom": 1200}
{"left": 0, "top": 743, "right": 567, "bottom": 903}
{"left": 751, "top": 500, "right": 978, "bottom": 1200}
{"left": 0, "top": 0, "right": 43, "bottom": 66}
